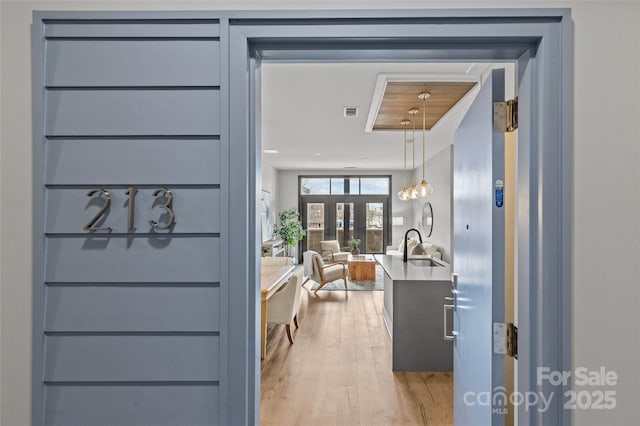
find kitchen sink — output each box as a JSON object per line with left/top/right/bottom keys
{"left": 407, "top": 258, "right": 443, "bottom": 267}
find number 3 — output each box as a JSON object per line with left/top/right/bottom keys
{"left": 149, "top": 187, "right": 175, "bottom": 230}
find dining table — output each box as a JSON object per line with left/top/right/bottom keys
{"left": 260, "top": 264, "right": 295, "bottom": 359}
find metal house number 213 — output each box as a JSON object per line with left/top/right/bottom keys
{"left": 83, "top": 187, "right": 176, "bottom": 232}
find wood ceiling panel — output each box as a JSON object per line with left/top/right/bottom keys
{"left": 373, "top": 82, "right": 477, "bottom": 130}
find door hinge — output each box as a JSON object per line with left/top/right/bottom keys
{"left": 507, "top": 322, "right": 518, "bottom": 359}
{"left": 493, "top": 98, "right": 518, "bottom": 132}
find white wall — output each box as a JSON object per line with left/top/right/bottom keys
{"left": 570, "top": 6, "right": 640, "bottom": 426}
{"left": 1, "top": 2, "right": 639, "bottom": 426}
{"left": 412, "top": 145, "right": 453, "bottom": 262}
{"left": 259, "top": 155, "right": 279, "bottom": 243}
{"left": 261, "top": 154, "right": 278, "bottom": 221}
{"left": 277, "top": 169, "right": 412, "bottom": 259}
{"left": 261, "top": 157, "right": 278, "bottom": 201}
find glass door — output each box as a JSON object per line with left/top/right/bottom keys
{"left": 364, "top": 202, "right": 385, "bottom": 253}
{"left": 299, "top": 176, "right": 391, "bottom": 259}
{"left": 302, "top": 198, "right": 388, "bottom": 256}
{"left": 335, "top": 202, "right": 355, "bottom": 249}
{"left": 302, "top": 202, "right": 326, "bottom": 253}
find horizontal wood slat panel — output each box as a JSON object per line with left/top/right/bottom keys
{"left": 45, "top": 237, "right": 219, "bottom": 283}
{"left": 45, "top": 89, "right": 220, "bottom": 136}
{"left": 44, "top": 335, "right": 219, "bottom": 381}
{"left": 46, "top": 40, "right": 220, "bottom": 87}
{"left": 44, "top": 21, "right": 220, "bottom": 38}
{"left": 45, "top": 188, "right": 220, "bottom": 234}
{"left": 36, "top": 16, "right": 226, "bottom": 426}
{"left": 45, "top": 287, "right": 220, "bottom": 332}
{"left": 46, "top": 138, "right": 220, "bottom": 185}
{"left": 44, "top": 385, "right": 218, "bottom": 426}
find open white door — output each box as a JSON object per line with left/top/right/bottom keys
{"left": 453, "top": 69, "right": 506, "bottom": 426}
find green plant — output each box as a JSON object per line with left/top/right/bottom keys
{"left": 276, "top": 208, "right": 306, "bottom": 255}
{"left": 348, "top": 237, "right": 361, "bottom": 249}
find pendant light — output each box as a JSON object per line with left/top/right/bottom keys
{"left": 397, "top": 119, "right": 411, "bottom": 201}
{"left": 417, "top": 92, "right": 434, "bottom": 197}
{"left": 407, "top": 107, "right": 420, "bottom": 199}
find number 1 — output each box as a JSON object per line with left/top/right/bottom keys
{"left": 125, "top": 187, "right": 138, "bottom": 231}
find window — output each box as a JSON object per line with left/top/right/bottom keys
{"left": 300, "top": 176, "right": 389, "bottom": 195}
{"left": 299, "top": 175, "right": 391, "bottom": 255}
{"left": 300, "top": 178, "right": 330, "bottom": 194}
{"left": 349, "top": 178, "right": 360, "bottom": 194}
{"left": 360, "top": 177, "right": 389, "bottom": 194}
{"left": 330, "top": 178, "right": 345, "bottom": 194}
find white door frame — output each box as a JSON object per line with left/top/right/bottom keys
{"left": 228, "top": 9, "right": 572, "bottom": 426}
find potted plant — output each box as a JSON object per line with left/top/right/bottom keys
{"left": 348, "top": 237, "right": 361, "bottom": 255}
{"left": 275, "top": 208, "right": 306, "bottom": 257}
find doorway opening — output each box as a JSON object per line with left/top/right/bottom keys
{"left": 258, "top": 61, "right": 515, "bottom": 425}
{"left": 229, "top": 12, "right": 572, "bottom": 425}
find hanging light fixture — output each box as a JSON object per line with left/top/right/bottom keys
{"left": 397, "top": 119, "right": 411, "bottom": 201}
{"left": 407, "top": 107, "right": 420, "bottom": 199}
{"left": 417, "top": 92, "right": 434, "bottom": 197}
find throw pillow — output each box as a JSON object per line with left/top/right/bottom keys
{"left": 411, "top": 244, "right": 426, "bottom": 255}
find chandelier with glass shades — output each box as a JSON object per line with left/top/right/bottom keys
{"left": 397, "top": 119, "right": 411, "bottom": 201}
{"left": 397, "top": 91, "right": 434, "bottom": 201}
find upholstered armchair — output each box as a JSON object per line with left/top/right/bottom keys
{"left": 267, "top": 267, "right": 304, "bottom": 344}
{"left": 309, "top": 252, "right": 348, "bottom": 293}
{"left": 319, "top": 240, "right": 350, "bottom": 264}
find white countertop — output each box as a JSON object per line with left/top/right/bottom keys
{"left": 374, "top": 254, "right": 452, "bottom": 282}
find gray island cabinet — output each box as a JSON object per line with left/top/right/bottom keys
{"left": 375, "top": 255, "right": 453, "bottom": 371}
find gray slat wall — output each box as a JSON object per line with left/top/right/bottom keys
{"left": 37, "top": 19, "right": 223, "bottom": 425}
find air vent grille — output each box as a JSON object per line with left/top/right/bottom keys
{"left": 344, "top": 106, "right": 359, "bottom": 117}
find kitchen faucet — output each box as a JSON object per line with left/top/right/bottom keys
{"left": 403, "top": 228, "right": 423, "bottom": 262}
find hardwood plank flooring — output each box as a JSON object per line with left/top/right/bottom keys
{"left": 260, "top": 286, "right": 453, "bottom": 426}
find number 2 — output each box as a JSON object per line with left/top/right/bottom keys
{"left": 84, "top": 188, "right": 112, "bottom": 232}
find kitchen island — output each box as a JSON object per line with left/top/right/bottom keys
{"left": 374, "top": 254, "right": 453, "bottom": 371}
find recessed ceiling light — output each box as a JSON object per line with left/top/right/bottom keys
{"left": 262, "top": 149, "right": 279, "bottom": 154}
{"left": 315, "top": 153, "right": 321, "bottom": 156}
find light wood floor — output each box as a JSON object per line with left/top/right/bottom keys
{"left": 260, "top": 286, "right": 453, "bottom": 426}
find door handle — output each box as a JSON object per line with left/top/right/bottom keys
{"left": 443, "top": 304, "right": 458, "bottom": 341}
{"left": 445, "top": 290, "right": 458, "bottom": 308}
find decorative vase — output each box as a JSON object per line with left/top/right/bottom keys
{"left": 352, "top": 247, "right": 360, "bottom": 255}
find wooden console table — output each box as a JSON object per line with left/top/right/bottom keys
{"left": 261, "top": 239, "right": 285, "bottom": 257}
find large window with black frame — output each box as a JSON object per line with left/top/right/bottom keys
{"left": 298, "top": 176, "right": 391, "bottom": 258}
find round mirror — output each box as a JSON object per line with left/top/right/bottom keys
{"left": 422, "top": 202, "right": 433, "bottom": 237}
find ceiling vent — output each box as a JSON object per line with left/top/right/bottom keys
{"left": 344, "top": 106, "right": 359, "bottom": 117}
